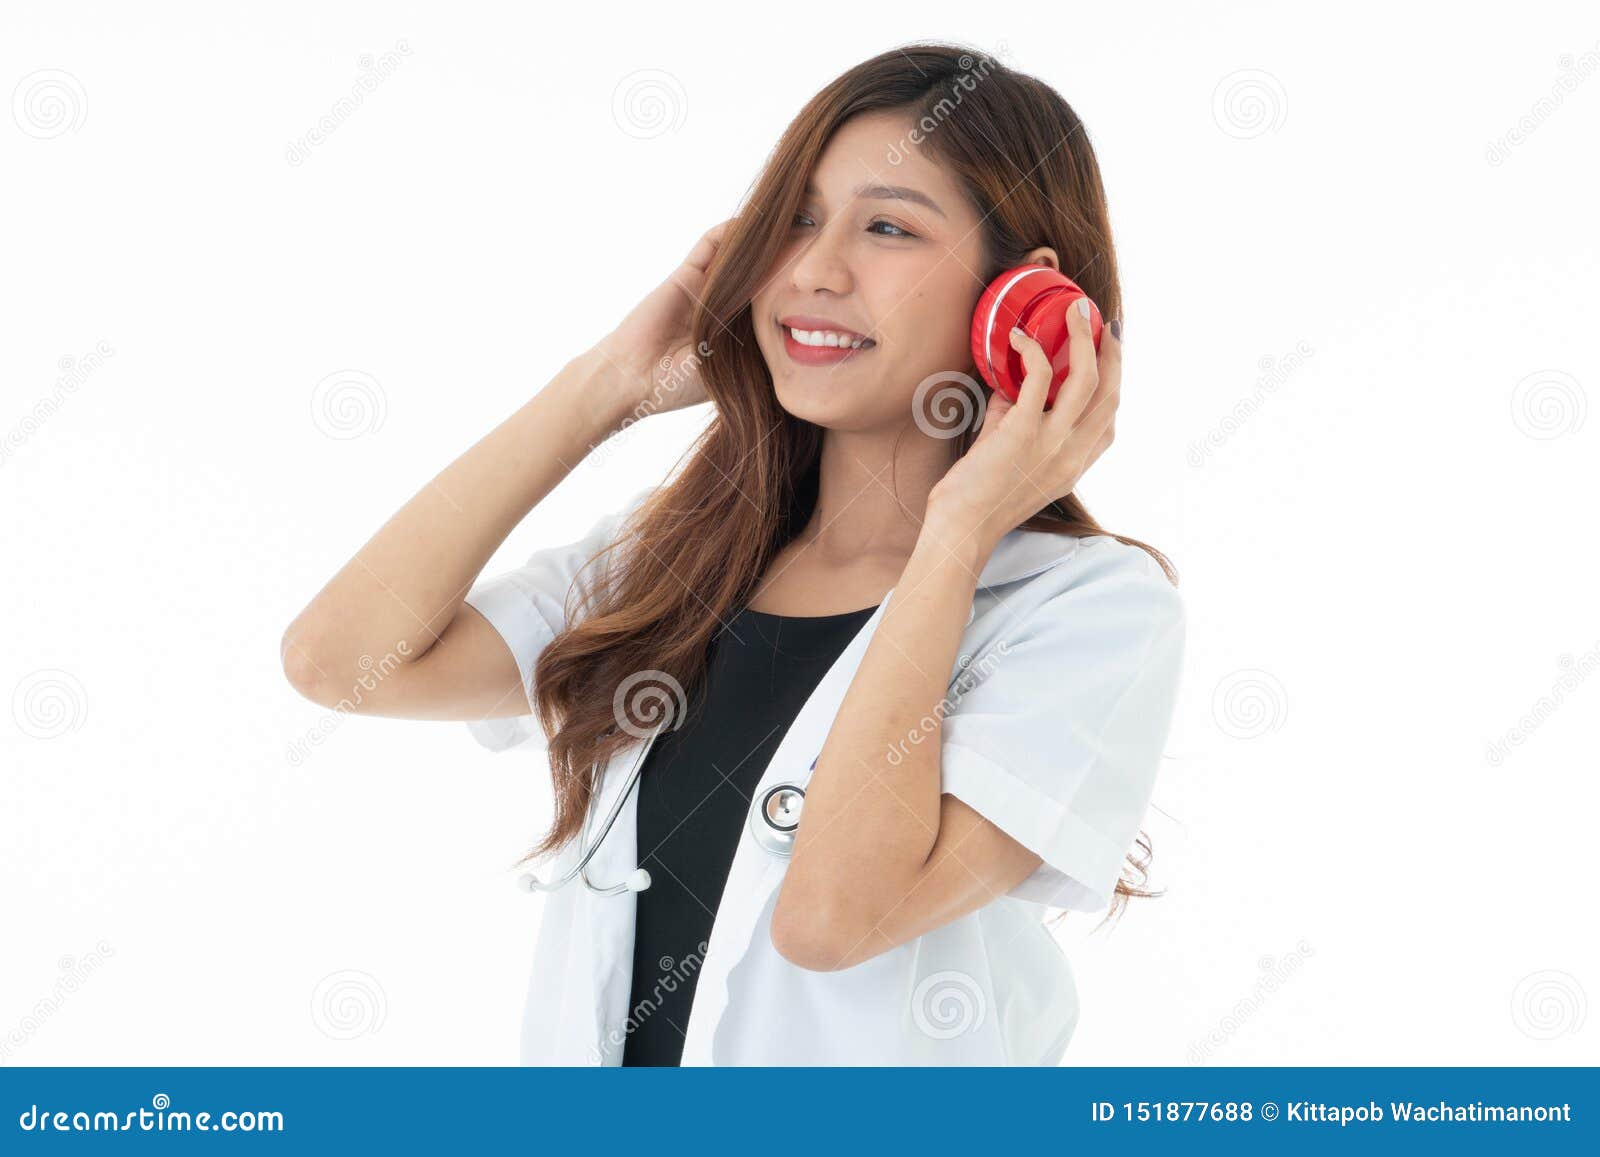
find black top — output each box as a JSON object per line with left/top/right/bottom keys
{"left": 620, "top": 601, "right": 880, "bottom": 1066}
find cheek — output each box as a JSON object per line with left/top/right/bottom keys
{"left": 879, "top": 280, "right": 979, "bottom": 371}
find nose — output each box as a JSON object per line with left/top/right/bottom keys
{"left": 788, "top": 220, "right": 854, "bottom": 297}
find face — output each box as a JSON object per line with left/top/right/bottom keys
{"left": 751, "top": 111, "right": 988, "bottom": 431}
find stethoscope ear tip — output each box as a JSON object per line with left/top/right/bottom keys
{"left": 626, "top": 868, "right": 652, "bottom": 893}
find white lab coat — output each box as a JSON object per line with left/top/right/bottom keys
{"left": 463, "top": 485, "right": 1186, "bottom": 1065}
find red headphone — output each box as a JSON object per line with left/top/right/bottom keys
{"left": 969, "top": 264, "right": 1103, "bottom": 407}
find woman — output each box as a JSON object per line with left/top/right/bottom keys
{"left": 282, "top": 42, "right": 1186, "bottom": 1066}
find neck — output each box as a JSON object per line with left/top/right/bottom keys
{"left": 800, "top": 426, "right": 959, "bottom": 561}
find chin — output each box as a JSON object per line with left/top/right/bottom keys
{"left": 775, "top": 384, "right": 896, "bottom": 434}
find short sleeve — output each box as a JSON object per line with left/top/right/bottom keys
{"left": 938, "top": 544, "right": 1187, "bottom": 911}
{"left": 462, "top": 485, "right": 657, "bottom": 752}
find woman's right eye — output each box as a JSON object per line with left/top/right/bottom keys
{"left": 791, "top": 212, "right": 814, "bottom": 228}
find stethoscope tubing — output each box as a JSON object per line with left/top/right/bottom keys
{"left": 520, "top": 718, "right": 664, "bottom": 896}
{"left": 518, "top": 721, "right": 814, "bottom": 897}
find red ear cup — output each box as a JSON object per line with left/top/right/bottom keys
{"left": 969, "top": 264, "right": 1104, "bottom": 407}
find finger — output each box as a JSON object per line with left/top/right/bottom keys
{"left": 1007, "top": 326, "right": 1051, "bottom": 421}
{"left": 683, "top": 217, "right": 735, "bottom": 275}
{"left": 1041, "top": 404, "right": 1114, "bottom": 511}
{"left": 973, "top": 388, "right": 1012, "bottom": 437}
{"left": 1045, "top": 297, "right": 1102, "bottom": 430}
{"left": 1066, "top": 315, "right": 1121, "bottom": 437}
{"left": 1086, "top": 420, "right": 1115, "bottom": 468}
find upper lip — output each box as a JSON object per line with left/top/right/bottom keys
{"left": 778, "top": 315, "right": 872, "bottom": 342}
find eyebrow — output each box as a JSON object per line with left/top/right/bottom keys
{"left": 803, "top": 181, "right": 947, "bottom": 220}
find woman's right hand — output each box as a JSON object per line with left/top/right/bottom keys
{"left": 589, "top": 218, "right": 734, "bottom": 417}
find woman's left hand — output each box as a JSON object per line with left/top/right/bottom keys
{"left": 926, "top": 300, "right": 1122, "bottom": 555}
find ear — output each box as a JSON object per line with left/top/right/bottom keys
{"left": 1020, "top": 246, "right": 1060, "bottom": 271}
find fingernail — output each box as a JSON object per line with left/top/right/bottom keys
{"left": 1109, "top": 318, "right": 1122, "bottom": 342}
{"left": 1077, "top": 298, "right": 1091, "bottom": 320}
{"left": 1010, "top": 325, "right": 1025, "bottom": 338}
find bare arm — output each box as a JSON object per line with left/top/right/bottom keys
{"left": 281, "top": 220, "right": 731, "bottom": 721}
{"left": 279, "top": 349, "right": 635, "bottom": 720}
{"left": 768, "top": 521, "right": 1043, "bottom": 971}
{"left": 770, "top": 303, "right": 1119, "bottom": 970}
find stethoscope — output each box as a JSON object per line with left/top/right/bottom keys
{"left": 518, "top": 718, "right": 811, "bottom": 897}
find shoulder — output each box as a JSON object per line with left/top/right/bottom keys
{"left": 1003, "top": 531, "right": 1180, "bottom": 609}
{"left": 992, "top": 532, "right": 1185, "bottom": 657}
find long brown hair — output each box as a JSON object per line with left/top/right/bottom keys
{"left": 526, "top": 42, "right": 1176, "bottom": 928}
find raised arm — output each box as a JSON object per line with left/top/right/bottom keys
{"left": 280, "top": 218, "right": 730, "bottom": 724}
{"left": 278, "top": 350, "right": 636, "bottom": 722}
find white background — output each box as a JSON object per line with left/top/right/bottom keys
{"left": 3, "top": 0, "right": 1596, "bottom": 1066}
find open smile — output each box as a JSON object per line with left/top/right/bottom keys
{"left": 777, "top": 316, "right": 877, "bottom": 366}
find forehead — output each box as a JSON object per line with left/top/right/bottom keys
{"left": 806, "top": 110, "right": 971, "bottom": 221}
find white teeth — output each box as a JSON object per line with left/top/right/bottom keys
{"left": 788, "top": 326, "right": 870, "bottom": 350}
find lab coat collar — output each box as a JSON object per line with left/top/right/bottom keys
{"left": 972, "top": 520, "right": 1082, "bottom": 590}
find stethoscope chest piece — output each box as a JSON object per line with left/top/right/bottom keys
{"left": 750, "top": 782, "right": 805, "bottom": 857}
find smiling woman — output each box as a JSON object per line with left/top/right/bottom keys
{"left": 283, "top": 40, "right": 1183, "bottom": 1067}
